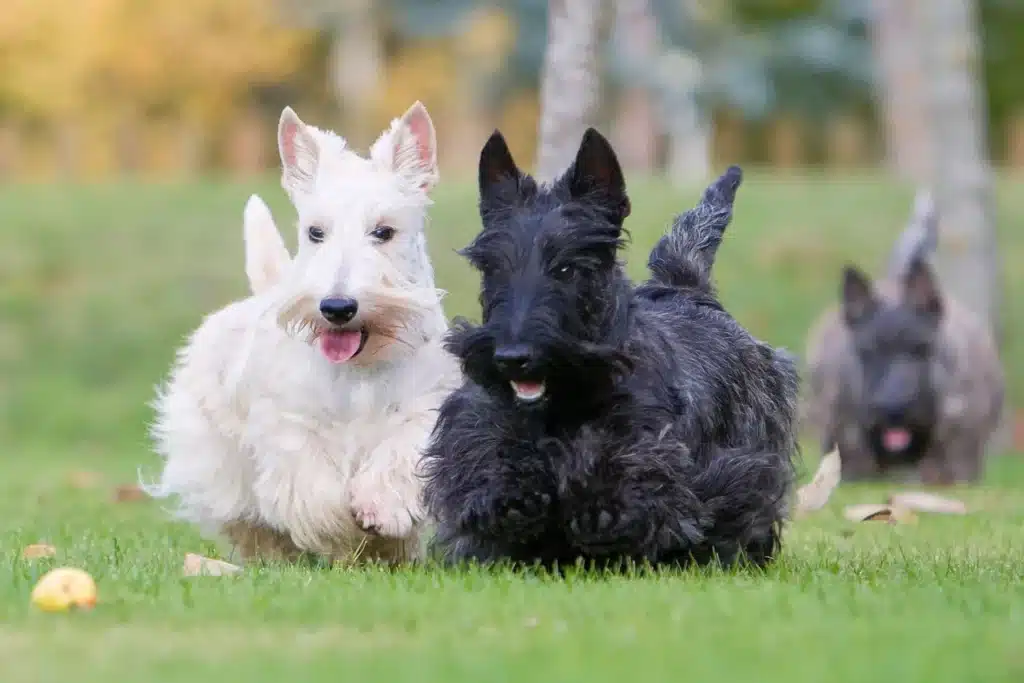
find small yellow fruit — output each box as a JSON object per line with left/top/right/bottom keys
{"left": 30, "top": 567, "right": 98, "bottom": 612}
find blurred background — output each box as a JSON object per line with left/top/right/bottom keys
{"left": 0, "top": 0, "right": 1022, "bottom": 468}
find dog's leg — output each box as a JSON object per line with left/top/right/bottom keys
{"left": 348, "top": 410, "right": 435, "bottom": 540}
{"left": 223, "top": 520, "right": 302, "bottom": 563}
{"left": 922, "top": 434, "right": 985, "bottom": 486}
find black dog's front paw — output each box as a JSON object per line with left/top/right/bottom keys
{"left": 456, "top": 489, "right": 553, "bottom": 542}
{"left": 566, "top": 502, "right": 644, "bottom": 557}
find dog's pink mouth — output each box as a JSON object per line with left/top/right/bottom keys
{"left": 881, "top": 427, "right": 912, "bottom": 452}
{"left": 510, "top": 380, "right": 546, "bottom": 403}
{"left": 319, "top": 329, "right": 367, "bottom": 364}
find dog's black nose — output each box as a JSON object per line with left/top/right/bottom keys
{"left": 319, "top": 297, "right": 359, "bottom": 325}
{"left": 493, "top": 345, "right": 536, "bottom": 375}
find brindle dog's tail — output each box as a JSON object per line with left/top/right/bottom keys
{"left": 886, "top": 188, "right": 938, "bottom": 282}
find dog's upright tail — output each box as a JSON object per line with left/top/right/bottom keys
{"left": 647, "top": 166, "right": 743, "bottom": 292}
{"left": 243, "top": 194, "right": 290, "bottom": 295}
{"left": 885, "top": 188, "right": 938, "bottom": 281}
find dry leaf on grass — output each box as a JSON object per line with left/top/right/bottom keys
{"left": 182, "top": 553, "right": 242, "bottom": 577}
{"left": 843, "top": 503, "right": 917, "bottom": 524}
{"left": 793, "top": 448, "right": 842, "bottom": 516}
{"left": 887, "top": 491, "right": 967, "bottom": 515}
{"left": 22, "top": 543, "right": 57, "bottom": 560}
{"left": 113, "top": 484, "right": 148, "bottom": 503}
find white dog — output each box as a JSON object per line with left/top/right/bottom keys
{"left": 145, "top": 102, "right": 461, "bottom": 564}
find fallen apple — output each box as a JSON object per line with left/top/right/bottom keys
{"left": 30, "top": 567, "right": 98, "bottom": 612}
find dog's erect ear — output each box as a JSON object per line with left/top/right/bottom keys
{"left": 563, "top": 128, "right": 630, "bottom": 221}
{"left": 376, "top": 101, "right": 439, "bottom": 193}
{"left": 841, "top": 265, "right": 878, "bottom": 327}
{"left": 278, "top": 107, "right": 320, "bottom": 199}
{"left": 478, "top": 130, "right": 520, "bottom": 197}
{"left": 243, "top": 194, "right": 290, "bottom": 295}
{"left": 903, "top": 256, "right": 943, "bottom": 323}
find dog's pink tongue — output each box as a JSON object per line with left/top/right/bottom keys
{"left": 883, "top": 427, "right": 911, "bottom": 452}
{"left": 319, "top": 330, "right": 362, "bottom": 364}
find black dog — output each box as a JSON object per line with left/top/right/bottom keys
{"left": 421, "top": 128, "right": 799, "bottom": 570}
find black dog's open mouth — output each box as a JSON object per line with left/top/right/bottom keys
{"left": 319, "top": 327, "right": 369, "bottom": 364}
{"left": 510, "top": 378, "right": 546, "bottom": 403}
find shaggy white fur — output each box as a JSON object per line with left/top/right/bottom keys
{"left": 143, "top": 102, "right": 461, "bottom": 565}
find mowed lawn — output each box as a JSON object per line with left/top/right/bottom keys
{"left": 1, "top": 172, "right": 1023, "bottom": 682}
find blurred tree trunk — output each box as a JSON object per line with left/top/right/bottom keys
{"left": 868, "top": 0, "right": 930, "bottom": 181}
{"left": 662, "top": 48, "right": 711, "bottom": 184}
{"left": 326, "top": 0, "right": 382, "bottom": 144}
{"left": 609, "top": 0, "right": 659, "bottom": 175}
{"left": 917, "top": 0, "right": 1001, "bottom": 339}
{"left": 535, "top": 0, "right": 604, "bottom": 182}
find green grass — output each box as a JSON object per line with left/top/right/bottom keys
{"left": 1, "top": 173, "right": 1022, "bottom": 681}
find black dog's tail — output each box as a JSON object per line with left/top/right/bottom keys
{"left": 647, "top": 166, "right": 743, "bottom": 291}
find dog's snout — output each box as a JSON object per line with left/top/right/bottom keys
{"left": 319, "top": 297, "right": 359, "bottom": 325}
{"left": 493, "top": 345, "right": 536, "bottom": 375}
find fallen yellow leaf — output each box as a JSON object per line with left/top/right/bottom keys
{"left": 22, "top": 543, "right": 56, "bottom": 560}
{"left": 843, "top": 503, "right": 917, "bottom": 524}
{"left": 793, "top": 448, "right": 842, "bottom": 516}
{"left": 182, "top": 553, "right": 242, "bottom": 577}
{"left": 887, "top": 491, "right": 967, "bottom": 515}
{"left": 113, "top": 484, "right": 148, "bottom": 503}
{"left": 30, "top": 567, "right": 97, "bottom": 612}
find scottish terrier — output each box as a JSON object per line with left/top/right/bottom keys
{"left": 421, "top": 128, "right": 800, "bottom": 570}
{"left": 803, "top": 192, "right": 1005, "bottom": 484}
{"left": 144, "top": 102, "right": 461, "bottom": 564}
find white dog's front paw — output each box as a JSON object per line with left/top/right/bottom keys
{"left": 349, "top": 479, "right": 421, "bottom": 539}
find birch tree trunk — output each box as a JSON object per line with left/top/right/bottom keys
{"left": 535, "top": 0, "right": 604, "bottom": 183}
{"left": 662, "top": 50, "right": 711, "bottom": 184}
{"left": 609, "top": 0, "right": 659, "bottom": 174}
{"left": 326, "top": 0, "right": 382, "bottom": 144}
{"left": 917, "top": 0, "right": 1001, "bottom": 339}
{"left": 868, "top": 0, "right": 931, "bottom": 181}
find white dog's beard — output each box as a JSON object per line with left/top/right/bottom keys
{"left": 273, "top": 286, "right": 444, "bottom": 363}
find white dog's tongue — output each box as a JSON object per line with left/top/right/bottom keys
{"left": 320, "top": 330, "right": 362, "bottom": 363}
{"left": 882, "top": 427, "right": 911, "bottom": 452}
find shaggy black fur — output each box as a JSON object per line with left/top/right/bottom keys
{"left": 420, "top": 128, "right": 800, "bottom": 571}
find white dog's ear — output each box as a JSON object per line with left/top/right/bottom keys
{"left": 374, "top": 101, "right": 439, "bottom": 193}
{"left": 243, "top": 194, "right": 290, "bottom": 295}
{"left": 278, "top": 107, "right": 319, "bottom": 199}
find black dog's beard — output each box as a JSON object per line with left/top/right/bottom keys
{"left": 445, "top": 318, "right": 633, "bottom": 413}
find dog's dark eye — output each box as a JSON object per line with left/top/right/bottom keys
{"left": 307, "top": 226, "right": 325, "bottom": 243}
{"left": 554, "top": 264, "right": 575, "bottom": 281}
{"left": 370, "top": 225, "right": 396, "bottom": 243}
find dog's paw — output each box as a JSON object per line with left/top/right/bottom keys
{"left": 566, "top": 502, "right": 641, "bottom": 556}
{"left": 457, "top": 490, "right": 553, "bottom": 541}
{"left": 349, "top": 481, "right": 421, "bottom": 539}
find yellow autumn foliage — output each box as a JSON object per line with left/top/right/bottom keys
{"left": 0, "top": 0, "right": 312, "bottom": 124}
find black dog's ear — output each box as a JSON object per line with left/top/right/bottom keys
{"left": 478, "top": 130, "right": 520, "bottom": 198}
{"left": 903, "top": 256, "right": 943, "bottom": 323}
{"left": 841, "top": 265, "right": 878, "bottom": 327}
{"left": 564, "top": 128, "right": 630, "bottom": 221}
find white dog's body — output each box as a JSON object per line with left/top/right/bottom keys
{"left": 146, "top": 103, "right": 460, "bottom": 564}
